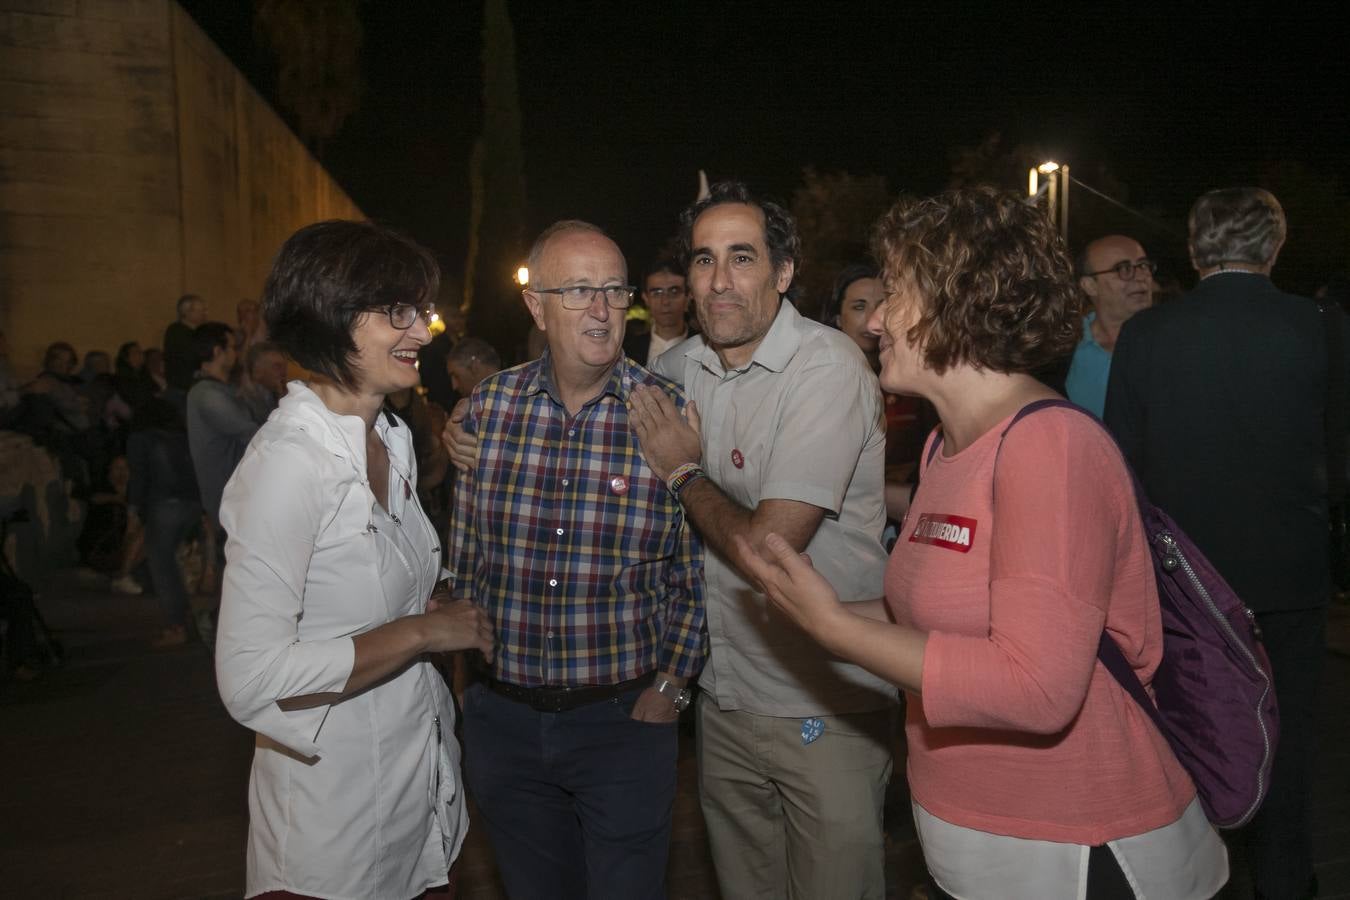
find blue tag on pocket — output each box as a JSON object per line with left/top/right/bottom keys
{"left": 801, "top": 717, "right": 825, "bottom": 745}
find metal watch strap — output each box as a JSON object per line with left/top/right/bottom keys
{"left": 654, "top": 677, "right": 692, "bottom": 711}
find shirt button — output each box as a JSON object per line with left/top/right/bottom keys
{"left": 562, "top": 479, "right": 570, "bottom": 486}
{"left": 555, "top": 528, "right": 564, "bottom": 536}
{"left": 546, "top": 630, "right": 554, "bottom": 639}
{"left": 568, "top": 429, "right": 576, "bottom": 437}
{"left": 548, "top": 579, "right": 558, "bottom": 587}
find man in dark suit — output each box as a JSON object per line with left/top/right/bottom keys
{"left": 1106, "top": 187, "right": 1335, "bottom": 900}
{"left": 623, "top": 256, "right": 692, "bottom": 367}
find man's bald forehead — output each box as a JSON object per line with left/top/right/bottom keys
{"left": 534, "top": 226, "right": 626, "bottom": 283}
{"left": 1086, "top": 234, "right": 1146, "bottom": 266}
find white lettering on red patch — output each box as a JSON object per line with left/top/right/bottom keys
{"left": 908, "top": 513, "right": 978, "bottom": 553}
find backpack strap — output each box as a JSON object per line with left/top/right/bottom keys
{"left": 992, "top": 398, "right": 1166, "bottom": 725}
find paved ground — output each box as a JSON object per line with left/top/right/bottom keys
{"left": 3, "top": 580, "right": 1348, "bottom": 899}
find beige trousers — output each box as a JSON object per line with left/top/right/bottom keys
{"left": 696, "top": 697, "right": 894, "bottom": 900}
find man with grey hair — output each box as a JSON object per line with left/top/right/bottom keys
{"left": 447, "top": 220, "right": 706, "bottom": 899}
{"left": 1107, "top": 187, "right": 1339, "bottom": 900}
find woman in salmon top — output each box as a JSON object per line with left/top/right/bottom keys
{"left": 739, "top": 187, "right": 1228, "bottom": 899}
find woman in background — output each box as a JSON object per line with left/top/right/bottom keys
{"left": 825, "top": 262, "right": 934, "bottom": 528}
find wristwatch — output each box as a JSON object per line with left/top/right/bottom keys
{"left": 654, "top": 677, "right": 693, "bottom": 712}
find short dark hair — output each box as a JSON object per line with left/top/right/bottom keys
{"left": 872, "top": 186, "right": 1080, "bottom": 376}
{"left": 644, "top": 255, "right": 683, "bottom": 286}
{"left": 245, "top": 340, "right": 284, "bottom": 375}
{"left": 822, "top": 262, "right": 880, "bottom": 325}
{"left": 677, "top": 181, "right": 801, "bottom": 290}
{"left": 263, "top": 220, "right": 439, "bottom": 389}
{"left": 446, "top": 336, "right": 501, "bottom": 372}
{"left": 177, "top": 294, "right": 202, "bottom": 316}
{"left": 192, "top": 322, "right": 234, "bottom": 367}
{"left": 43, "top": 341, "right": 76, "bottom": 371}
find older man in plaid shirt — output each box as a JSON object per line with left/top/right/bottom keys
{"left": 447, "top": 220, "right": 706, "bottom": 900}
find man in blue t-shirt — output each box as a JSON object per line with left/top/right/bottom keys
{"left": 1065, "top": 234, "right": 1153, "bottom": 416}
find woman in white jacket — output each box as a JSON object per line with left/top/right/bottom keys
{"left": 215, "top": 220, "right": 494, "bottom": 900}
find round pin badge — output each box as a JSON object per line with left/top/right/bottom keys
{"left": 609, "top": 476, "right": 629, "bottom": 495}
{"left": 731, "top": 449, "right": 745, "bottom": 469}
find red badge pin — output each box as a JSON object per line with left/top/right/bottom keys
{"left": 609, "top": 476, "right": 629, "bottom": 495}
{"left": 731, "top": 449, "right": 745, "bottom": 469}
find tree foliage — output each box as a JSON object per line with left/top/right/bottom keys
{"left": 790, "top": 169, "right": 892, "bottom": 321}
{"left": 254, "top": 0, "right": 364, "bottom": 154}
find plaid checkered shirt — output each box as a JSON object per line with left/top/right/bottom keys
{"left": 448, "top": 350, "right": 707, "bottom": 687}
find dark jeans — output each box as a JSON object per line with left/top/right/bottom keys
{"left": 1243, "top": 607, "right": 1327, "bottom": 900}
{"left": 143, "top": 498, "right": 201, "bottom": 627}
{"left": 462, "top": 682, "right": 678, "bottom": 900}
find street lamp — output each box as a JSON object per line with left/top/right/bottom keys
{"left": 1028, "top": 160, "right": 1069, "bottom": 241}
{"left": 514, "top": 265, "right": 530, "bottom": 287}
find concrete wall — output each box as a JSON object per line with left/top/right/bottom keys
{"left": 0, "top": 0, "right": 362, "bottom": 377}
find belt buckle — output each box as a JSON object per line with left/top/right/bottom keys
{"left": 534, "top": 687, "right": 572, "bottom": 713}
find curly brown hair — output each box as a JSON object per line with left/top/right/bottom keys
{"left": 871, "top": 186, "right": 1080, "bottom": 375}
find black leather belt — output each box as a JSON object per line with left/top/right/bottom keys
{"left": 487, "top": 672, "right": 655, "bottom": 712}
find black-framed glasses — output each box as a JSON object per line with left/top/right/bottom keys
{"left": 645, "top": 285, "right": 686, "bottom": 300}
{"left": 383, "top": 302, "right": 437, "bottom": 330}
{"left": 1084, "top": 259, "right": 1158, "bottom": 281}
{"left": 528, "top": 285, "right": 636, "bottom": 310}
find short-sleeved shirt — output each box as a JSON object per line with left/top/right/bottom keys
{"left": 1065, "top": 313, "right": 1111, "bottom": 417}
{"left": 654, "top": 301, "right": 894, "bottom": 716}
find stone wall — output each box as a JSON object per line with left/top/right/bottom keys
{"left": 0, "top": 0, "right": 361, "bottom": 377}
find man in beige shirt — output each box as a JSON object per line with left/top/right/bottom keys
{"left": 629, "top": 180, "right": 894, "bottom": 900}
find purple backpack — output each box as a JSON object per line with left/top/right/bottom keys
{"left": 983, "top": 400, "right": 1280, "bottom": 828}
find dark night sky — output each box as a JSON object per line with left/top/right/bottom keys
{"left": 182, "top": 1, "right": 1348, "bottom": 292}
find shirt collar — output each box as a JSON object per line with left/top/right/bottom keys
{"left": 525, "top": 347, "right": 629, "bottom": 408}
{"left": 686, "top": 298, "right": 802, "bottom": 377}
{"left": 1081, "top": 311, "right": 1101, "bottom": 347}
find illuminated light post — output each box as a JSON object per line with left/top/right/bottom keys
{"left": 514, "top": 265, "right": 530, "bottom": 287}
{"left": 1028, "top": 160, "right": 1069, "bottom": 241}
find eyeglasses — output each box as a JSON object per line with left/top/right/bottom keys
{"left": 528, "top": 285, "right": 636, "bottom": 310}
{"left": 1084, "top": 259, "right": 1158, "bottom": 281}
{"left": 383, "top": 302, "right": 437, "bottom": 330}
{"left": 645, "top": 285, "right": 686, "bottom": 300}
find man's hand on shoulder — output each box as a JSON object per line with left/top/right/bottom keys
{"left": 627, "top": 384, "right": 702, "bottom": 482}
{"left": 441, "top": 397, "right": 478, "bottom": 473}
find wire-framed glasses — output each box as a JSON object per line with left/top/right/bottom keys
{"left": 529, "top": 285, "right": 637, "bottom": 310}
{"left": 383, "top": 302, "right": 437, "bottom": 330}
{"left": 1084, "top": 259, "right": 1158, "bottom": 281}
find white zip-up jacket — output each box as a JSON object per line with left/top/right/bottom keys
{"left": 215, "top": 380, "right": 465, "bottom": 899}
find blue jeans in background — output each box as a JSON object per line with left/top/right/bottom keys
{"left": 143, "top": 498, "right": 201, "bottom": 628}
